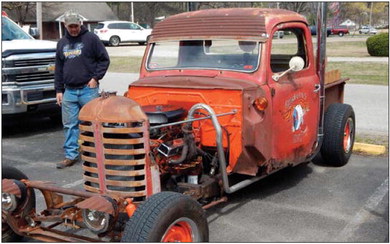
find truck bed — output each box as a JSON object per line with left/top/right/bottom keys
{"left": 324, "top": 69, "right": 349, "bottom": 110}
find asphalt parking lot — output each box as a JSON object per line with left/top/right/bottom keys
{"left": 2, "top": 115, "right": 389, "bottom": 242}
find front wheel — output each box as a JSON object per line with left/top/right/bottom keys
{"left": 2, "top": 166, "right": 35, "bottom": 242}
{"left": 121, "top": 192, "right": 209, "bottom": 242}
{"left": 109, "top": 36, "right": 120, "bottom": 46}
{"left": 321, "top": 103, "right": 355, "bottom": 167}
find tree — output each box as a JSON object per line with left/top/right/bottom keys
{"left": 2, "top": 2, "right": 33, "bottom": 25}
{"left": 279, "top": 2, "right": 310, "bottom": 14}
{"left": 341, "top": 2, "right": 388, "bottom": 27}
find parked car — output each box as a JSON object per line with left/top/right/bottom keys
{"left": 330, "top": 26, "right": 349, "bottom": 37}
{"left": 359, "top": 26, "right": 378, "bottom": 35}
{"left": 273, "top": 30, "right": 284, "bottom": 38}
{"left": 94, "top": 21, "right": 152, "bottom": 46}
{"left": 309, "top": 25, "right": 331, "bottom": 36}
{"left": 139, "top": 23, "right": 152, "bottom": 29}
{"left": 2, "top": 11, "right": 60, "bottom": 120}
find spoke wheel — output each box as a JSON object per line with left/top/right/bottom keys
{"left": 109, "top": 36, "right": 120, "bottom": 46}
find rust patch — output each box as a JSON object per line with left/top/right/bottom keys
{"left": 79, "top": 95, "right": 151, "bottom": 201}
{"left": 76, "top": 196, "right": 117, "bottom": 215}
{"left": 150, "top": 8, "right": 307, "bottom": 42}
{"left": 2, "top": 179, "right": 23, "bottom": 197}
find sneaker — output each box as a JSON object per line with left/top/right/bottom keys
{"left": 56, "top": 158, "right": 78, "bottom": 169}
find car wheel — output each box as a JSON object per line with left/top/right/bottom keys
{"left": 138, "top": 42, "right": 146, "bottom": 45}
{"left": 321, "top": 103, "right": 355, "bottom": 167}
{"left": 2, "top": 166, "right": 35, "bottom": 242}
{"left": 338, "top": 32, "right": 344, "bottom": 37}
{"left": 121, "top": 192, "right": 209, "bottom": 242}
{"left": 109, "top": 36, "right": 120, "bottom": 46}
{"left": 359, "top": 31, "right": 362, "bottom": 34}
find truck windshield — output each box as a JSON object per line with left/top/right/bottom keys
{"left": 147, "top": 40, "right": 260, "bottom": 72}
{"left": 2, "top": 16, "right": 32, "bottom": 41}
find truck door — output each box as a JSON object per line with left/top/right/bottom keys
{"left": 267, "top": 23, "right": 320, "bottom": 164}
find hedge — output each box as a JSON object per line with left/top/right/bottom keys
{"left": 366, "top": 33, "right": 389, "bottom": 57}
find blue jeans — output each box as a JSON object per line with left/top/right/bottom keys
{"left": 62, "top": 86, "right": 99, "bottom": 160}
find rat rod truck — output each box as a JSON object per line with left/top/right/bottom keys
{"left": 2, "top": 5, "right": 355, "bottom": 242}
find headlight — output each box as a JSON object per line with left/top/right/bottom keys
{"left": 2, "top": 179, "right": 27, "bottom": 212}
{"left": 82, "top": 209, "right": 111, "bottom": 234}
{"left": 2, "top": 192, "right": 18, "bottom": 212}
{"left": 77, "top": 195, "right": 118, "bottom": 234}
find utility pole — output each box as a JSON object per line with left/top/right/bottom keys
{"left": 277, "top": 2, "right": 281, "bottom": 39}
{"left": 369, "top": 2, "right": 374, "bottom": 27}
{"left": 188, "top": 2, "right": 198, "bottom": 11}
{"left": 36, "top": 2, "right": 42, "bottom": 40}
{"left": 131, "top": 2, "right": 134, "bottom": 23}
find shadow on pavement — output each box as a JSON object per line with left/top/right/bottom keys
{"left": 2, "top": 115, "right": 63, "bottom": 138}
{"left": 206, "top": 163, "right": 313, "bottom": 222}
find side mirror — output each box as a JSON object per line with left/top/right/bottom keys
{"left": 272, "top": 56, "right": 305, "bottom": 81}
{"left": 289, "top": 56, "right": 305, "bottom": 72}
{"left": 29, "top": 27, "right": 39, "bottom": 38}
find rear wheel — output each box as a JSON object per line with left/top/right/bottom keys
{"left": 2, "top": 166, "right": 35, "bottom": 242}
{"left": 121, "top": 192, "right": 208, "bottom": 242}
{"left": 321, "top": 103, "right": 355, "bottom": 167}
{"left": 338, "top": 32, "right": 344, "bottom": 37}
{"left": 109, "top": 36, "right": 120, "bottom": 46}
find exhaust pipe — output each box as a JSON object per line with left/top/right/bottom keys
{"left": 307, "top": 2, "right": 327, "bottom": 161}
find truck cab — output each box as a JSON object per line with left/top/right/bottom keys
{"left": 2, "top": 12, "right": 59, "bottom": 118}
{"left": 127, "top": 8, "right": 352, "bottom": 175}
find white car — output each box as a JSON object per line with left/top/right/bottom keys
{"left": 94, "top": 21, "right": 152, "bottom": 46}
{"left": 359, "top": 26, "right": 378, "bottom": 35}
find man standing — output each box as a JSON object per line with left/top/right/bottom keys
{"left": 55, "top": 10, "right": 110, "bottom": 169}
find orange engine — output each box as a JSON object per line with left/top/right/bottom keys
{"left": 127, "top": 80, "right": 270, "bottom": 177}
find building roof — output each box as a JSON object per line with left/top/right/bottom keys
{"left": 8, "top": 2, "right": 118, "bottom": 23}
{"left": 150, "top": 8, "right": 307, "bottom": 42}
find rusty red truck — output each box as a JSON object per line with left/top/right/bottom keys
{"left": 330, "top": 26, "right": 350, "bottom": 37}
{"left": 2, "top": 5, "right": 355, "bottom": 242}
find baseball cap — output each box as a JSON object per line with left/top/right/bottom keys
{"left": 64, "top": 10, "right": 81, "bottom": 26}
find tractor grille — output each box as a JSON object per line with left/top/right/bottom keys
{"left": 80, "top": 121, "right": 148, "bottom": 202}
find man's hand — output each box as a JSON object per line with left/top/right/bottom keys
{"left": 87, "top": 78, "right": 98, "bottom": 88}
{"left": 56, "top": 93, "right": 63, "bottom": 106}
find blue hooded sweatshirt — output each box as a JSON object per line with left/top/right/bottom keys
{"left": 55, "top": 25, "right": 110, "bottom": 93}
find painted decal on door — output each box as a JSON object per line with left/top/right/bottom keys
{"left": 282, "top": 92, "right": 309, "bottom": 132}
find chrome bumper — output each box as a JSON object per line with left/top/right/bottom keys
{"left": 2, "top": 84, "right": 57, "bottom": 114}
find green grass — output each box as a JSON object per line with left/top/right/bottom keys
{"left": 326, "top": 41, "right": 369, "bottom": 57}
{"left": 273, "top": 40, "right": 369, "bottom": 57}
{"left": 108, "top": 57, "right": 143, "bottom": 73}
{"left": 328, "top": 62, "right": 388, "bottom": 86}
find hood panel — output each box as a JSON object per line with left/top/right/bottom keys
{"left": 132, "top": 75, "right": 259, "bottom": 91}
{"left": 2, "top": 39, "right": 57, "bottom": 52}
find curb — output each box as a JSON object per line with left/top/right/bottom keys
{"left": 353, "top": 142, "right": 387, "bottom": 156}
